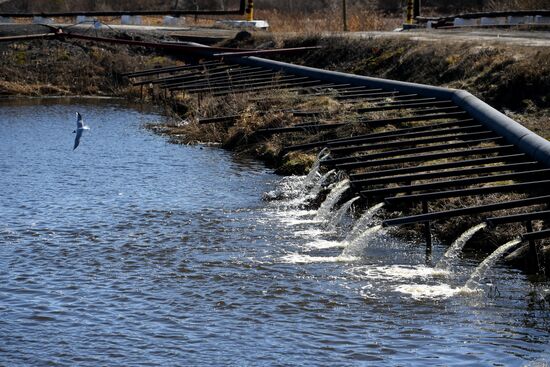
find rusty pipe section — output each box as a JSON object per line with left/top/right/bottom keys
{"left": 0, "top": 0, "right": 247, "bottom": 17}
{"left": 0, "top": 33, "right": 57, "bottom": 42}
{"left": 3, "top": 30, "right": 317, "bottom": 59}
{"left": 230, "top": 55, "right": 550, "bottom": 168}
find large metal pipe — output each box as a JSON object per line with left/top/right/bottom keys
{"left": 230, "top": 55, "right": 550, "bottom": 168}
{"left": 453, "top": 90, "right": 550, "bottom": 167}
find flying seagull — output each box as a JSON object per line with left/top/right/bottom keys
{"left": 73, "top": 112, "right": 90, "bottom": 150}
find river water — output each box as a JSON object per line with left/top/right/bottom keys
{"left": 1, "top": 99, "right": 549, "bottom": 366}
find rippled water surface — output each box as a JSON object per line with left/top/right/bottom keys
{"left": 1, "top": 99, "right": 550, "bottom": 366}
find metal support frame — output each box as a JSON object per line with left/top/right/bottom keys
{"left": 361, "top": 168, "right": 550, "bottom": 198}
{"left": 333, "top": 145, "right": 516, "bottom": 171}
{"left": 522, "top": 229, "right": 550, "bottom": 242}
{"left": 383, "top": 195, "right": 550, "bottom": 227}
{"left": 524, "top": 220, "right": 542, "bottom": 272}
{"left": 324, "top": 137, "right": 504, "bottom": 167}
{"left": 331, "top": 130, "right": 496, "bottom": 156}
{"left": 357, "top": 100, "right": 453, "bottom": 113}
{"left": 124, "top": 61, "right": 222, "bottom": 78}
{"left": 422, "top": 200, "right": 432, "bottom": 253}
{"left": 352, "top": 161, "right": 539, "bottom": 187}
{"left": 210, "top": 80, "right": 327, "bottom": 97}
{"left": 486, "top": 211, "right": 550, "bottom": 226}
{"left": 174, "top": 76, "right": 312, "bottom": 94}
{"left": 384, "top": 180, "right": 550, "bottom": 206}
{"left": 134, "top": 65, "right": 247, "bottom": 86}
{"left": 329, "top": 123, "right": 483, "bottom": 149}
{"left": 282, "top": 119, "right": 477, "bottom": 152}
{"left": 165, "top": 70, "right": 278, "bottom": 90}
{"left": 350, "top": 153, "right": 528, "bottom": 181}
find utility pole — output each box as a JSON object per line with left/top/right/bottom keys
{"left": 342, "top": 0, "right": 348, "bottom": 31}
{"left": 413, "top": 0, "right": 421, "bottom": 19}
{"left": 246, "top": 0, "right": 254, "bottom": 21}
{"left": 406, "top": 0, "right": 413, "bottom": 24}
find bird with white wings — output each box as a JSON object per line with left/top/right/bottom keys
{"left": 73, "top": 112, "right": 90, "bottom": 150}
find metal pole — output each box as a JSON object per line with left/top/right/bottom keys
{"left": 246, "top": 0, "right": 254, "bottom": 21}
{"left": 413, "top": 0, "right": 421, "bottom": 18}
{"left": 525, "top": 221, "right": 541, "bottom": 273}
{"left": 406, "top": 0, "right": 414, "bottom": 25}
{"left": 422, "top": 200, "right": 432, "bottom": 254}
{"left": 342, "top": 0, "right": 348, "bottom": 32}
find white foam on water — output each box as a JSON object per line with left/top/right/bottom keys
{"left": 282, "top": 218, "right": 323, "bottom": 226}
{"left": 280, "top": 253, "right": 359, "bottom": 264}
{"left": 348, "top": 264, "right": 450, "bottom": 281}
{"left": 302, "top": 239, "right": 346, "bottom": 250}
{"left": 270, "top": 209, "right": 318, "bottom": 225}
{"left": 395, "top": 283, "right": 464, "bottom": 300}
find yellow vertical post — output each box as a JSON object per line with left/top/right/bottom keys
{"left": 246, "top": 0, "right": 254, "bottom": 21}
{"left": 342, "top": 0, "right": 348, "bottom": 32}
{"left": 406, "top": 0, "right": 413, "bottom": 24}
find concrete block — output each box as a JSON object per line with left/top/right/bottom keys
{"left": 216, "top": 20, "right": 269, "bottom": 29}
{"left": 480, "top": 17, "right": 498, "bottom": 26}
{"left": 163, "top": 16, "right": 185, "bottom": 26}
{"left": 535, "top": 15, "right": 550, "bottom": 24}
{"left": 32, "top": 16, "right": 54, "bottom": 24}
{"left": 121, "top": 15, "right": 132, "bottom": 25}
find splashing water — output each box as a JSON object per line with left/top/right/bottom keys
{"left": 280, "top": 252, "right": 358, "bottom": 264}
{"left": 395, "top": 284, "right": 464, "bottom": 300}
{"left": 349, "top": 264, "right": 449, "bottom": 281}
{"left": 314, "top": 179, "right": 350, "bottom": 222}
{"left": 303, "top": 148, "right": 331, "bottom": 188}
{"left": 342, "top": 224, "right": 384, "bottom": 257}
{"left": 464, "top": 238, "right": 522, "bottom": 290}
{"left": 263, "top": 175, "right": 306, "bottom": 201}
{"left": 306, "top": 169, "right": 336, "bottom": 201}
{"left": 327, "top": 196, "right": 360, "bottom": 232}
{"left": 435, "top": 223, "right": 487, "bottom": 270}
{"left": 344, "top": 202, "right": 385, "bottom": 243}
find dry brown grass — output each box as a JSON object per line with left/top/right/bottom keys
{"left": 256, "top": 8, "right": 402, "bottom": 33}
{"left": 0, "top": 38, "right": 175, "bottom": 97}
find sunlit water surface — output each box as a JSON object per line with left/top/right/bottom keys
{"left": 1, "top": 99, "right": 549, "bottom": 366}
